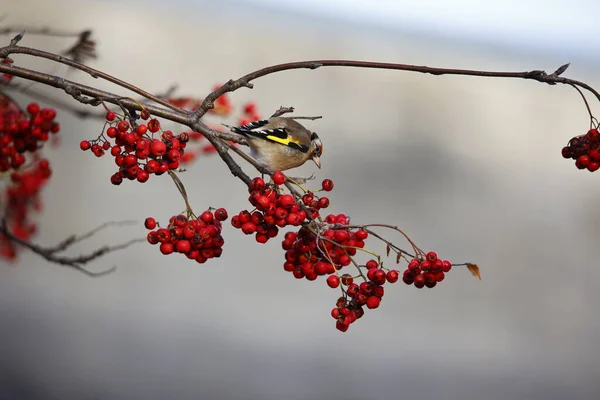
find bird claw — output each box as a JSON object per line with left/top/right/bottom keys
{"left": 287, "top": 173, "right": 316, "bottom": 184}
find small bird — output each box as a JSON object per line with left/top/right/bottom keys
{"left": 224, "top": 117, "right": 323, "bottom": 172}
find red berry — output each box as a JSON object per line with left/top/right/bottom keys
{"left": 249, "top": 177, "right": 265, "bottom": 192}
{"left": 117, "top": 120, "right": 130, "bottom": 132}
{"left": 402, "top": 273, "right": 414, "bottom": 285}
{"left": 588, "top": 162, "right": 600, "bottom": 172}
{"left": 27, "top": 103, "right": 40, "bottom": 115}
{"left": 355, "top": 229, "right": 368, "bottom": 240}
{"left": 106, "top": 111, "right": 116, "bottom": 121}
{"left": 587, "top": 129, "right": 600, "bottom": 143}
{"left": 215, "top": 208, "right": 228, "bottom": 221}
{"left": 589, "top": 148, "right": 600, "bottom": 161}
{"left": 160, "top": 242, "right": 174, "bottom": 255}
{"left": 385, "top": 270, "right": 399, "bottom": 283}
{"left": 414, "top": 274, "right": 425, "bottom": 288}
{"left": 426, "top": 251, "right": 438, "bottom": 262}
{"left": 147, "top": 232, "right": 159, "bottom": 245}
{"left": 80, "top": 140, "right": 91, "bottom": 150}
{"left": 272, "top": 171, "right": 286, "bottom": 185}
{"left": 576, "top": 155, "right": 590, "bottom": 169}
{"left": 144, "top": 217, "right": 157, "bottom": 230}
{"left": 318, "top": 197, "right": 330, "bottom": 208}
{"left": 136, "top": 170, "right": 150, "bottom": 182}
{"left": 366, "top": 296, "right": 381, "bottom": 309}
{"left": 255, "top": 233, "right": 269, "bottom": 243}
{"left": 326, "top": 275, "right": 340, "bottom": 288}
{"left": 176, "top": 240, "right": 191, "bottom": 253}
{"left": 201, "top": 211, "right": 214, "bottom": 224}
{"left": 341, "top": 274, "right": 354, "bottom": 285}
{"left": 241, "top": 222, "right": 256, "bottom": 235}
{"left": 150, "top": 140, "right": 167, "bottom": 156}
{"left": 336, "top": 321, "right": 349, "bottom": 332}
{"left": 106, "top": 127, "right": 118, "bottom": 138}
{"left": 148, "top": 118, "right": 160, "bottom": 132}
{"left": 278, "top": 194, "right": 295, "bottom": 208}
{"left": 321, "top": 179, "right": 334, "bottom": 191}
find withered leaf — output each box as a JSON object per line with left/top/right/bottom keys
{"left": 466, "top": 263, "right": 481, "bottom": 280}
{"left": 386, "top": 244, "right": 391, "bottom": 257}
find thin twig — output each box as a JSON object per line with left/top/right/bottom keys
{"left": 0, "top": 218, "right": 144, "bottom": 277}
{"left": 0, "top": 44, "right": 185, "bottom": 113}
{"left": 189, "top": 60, "right": 598, "bottom": 121}
{"left": 52, "top": 220, "right": 138, "bottom": 252}
{"left": 0, "top": 26, "right": 89, "bottom": 38}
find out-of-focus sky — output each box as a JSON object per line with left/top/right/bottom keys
{"left": 2, "top": 1, "right": 600, "bottom": 399}
{"left": 157, "top": 0, "right": 600, "bottom": 58}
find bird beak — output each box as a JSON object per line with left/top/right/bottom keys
{"left": 312, "top": 156, "right": 321, "bottom": 168}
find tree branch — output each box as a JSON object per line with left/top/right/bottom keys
{"left": 190, "top": 60, "right": 599, "bottom": 121}
{"left": 0, "top": 44, "right": 185, "bottom": 113}
{"left": 0, "top": 218, "right": 145, "bottom": 277}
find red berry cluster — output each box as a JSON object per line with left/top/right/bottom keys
{"left": 80, "top": 110, "right": 189, "bottom": 184}
{"left": 0, "top": 159, "right": 52, "bottom": 260}
{"left": 329, "top": 259, "right": 402, "bottom": 332}
{"left": 561, "top": 128, "right": 600, "bottom": 172}
{"left": 401, "top": 252, "right": 452, "bottom": 289}
{"left": 231, "top": 173, "right": 331, "bottom": 243}
{"left": 145, "top": 209, "right": 228, "bottom": 263}
{"left": 1, "top": 95, "right": 60, "bottom": 172}
{"left": 281, "top": 213, "right": 364, "bottom": 280}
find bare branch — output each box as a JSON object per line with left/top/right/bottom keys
{"left": 269, "top": 106, "right": 322, "bottom": 121}
{"left": 270, "top": 106, "right": 295, "bottom": 118}
{"left": 289, "top": 116, "right": 322, "bottom": 120}
{"left": 0, "top": 44, "right": 185, "bottom": 113}
{"left": 0, "top": 218, "right": 144, "bottom": 277}
{"left": 190, "top": 59, "right": 600, "bottom": 122}
{"left": 0, "top": 26, "right": 89, "bottom": 38}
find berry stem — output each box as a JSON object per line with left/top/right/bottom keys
{"left": 568, "top": 83, "right": 597, "bottom": 129}
{"left": 167, "top": 170, "right": 196, "bottom": 218}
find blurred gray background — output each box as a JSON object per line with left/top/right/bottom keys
{"left": 1, "top": 0, "right": 600, "bottom": 399}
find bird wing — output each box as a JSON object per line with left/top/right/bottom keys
{"left": 230, "top": 120, "right": 311, "bottom": 153}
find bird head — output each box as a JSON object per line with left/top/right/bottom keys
{"left": 310, "top": 132, "right": 322, "bottom": 168}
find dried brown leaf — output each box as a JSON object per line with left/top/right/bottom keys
{"left": 466, "top": 263, "right": 481, "bottom": 280}
{"left": 386, "top": 244, "right": 391, "bottom": 257}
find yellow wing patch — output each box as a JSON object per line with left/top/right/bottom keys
{"left": 263, "top": 131, "right": 309, "bottom": 153}
{"left": 265, "top": 135, "right": 292, "bottom": 146}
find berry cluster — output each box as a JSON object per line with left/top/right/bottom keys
{"left": 1, "top": 95, "right": 60, "bottom": 172}
{"left": 80, "top": 110, "right": 189, "bottom": 184}
{"left": 401, "top": 252, "right": 452, "bottom": 289}
{"left": 561, "top": 128, "right": 600, "bottom": 172}
{"left": 145, "top": 209, "right": 228, "bottom": 263}
{"left": 329, "top": 258, "right": 402, "bottom": 332}
{"left": 0, "top": 158, "right": 52, "bottom": 260}
{"left": 231, "top": 173, "right": 331, "bottom": 243}
{"left": 282, "top": 213, "right": 365, "bottom": 280}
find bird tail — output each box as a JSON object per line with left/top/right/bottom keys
{"left": 222, "top": 120, "right": 270, "bottom": 137}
